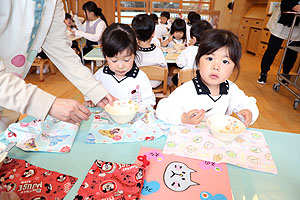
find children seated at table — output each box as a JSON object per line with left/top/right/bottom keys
{"left": 186, "top": 11, "right": 201, "bottom": 43}
{"left": 172, "top": 20, "right": 213, "bottom": 86}
{"left": 132, "top": 14, "right": 167, "bottom": 88}
{"left": 156, "top": 29, "right": 259, "bottom": 127}
{"left": 73, "top": 1, "right": 107, "bottom": 56}
{"left": 84, "top": 23, "right": 155, "bottom": 108}
{"left": 161, "top": 18, "right": 187, "bottom": 48}
{"left": 155, "top": 11, "right": 171, "bottom": 41}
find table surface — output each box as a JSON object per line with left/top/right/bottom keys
{"left": 7, "top": 112, "right": 300, "bottom": 200}
{"left": 83, "top": 47, "right": 105, "bottom": 61}
{"left": 83, "top": 47, "right": 180, "bottom": 63}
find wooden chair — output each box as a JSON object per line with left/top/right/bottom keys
{"left": 171, "top": 68, "right": 196, "bottom": 92}
{"left": 31, "top": 58, "right": 56, "bottom": 82}
{"left": 139, "top": 66, "right": 169, "bottom": 99}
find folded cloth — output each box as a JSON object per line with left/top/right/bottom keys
{"left": 86, "top": 107, "right": 169, "bottom": 144}
{"left": 1, "top": 115, "right": 79, "bottom": 153}
{"left": 163, "top": 123, "right": 278, "bottom": 174}
{"left": 75, "top": 156, "right": 149, "bottom": 199}
{"left": 0, "top": 157, "right": 77, "bottom": 199}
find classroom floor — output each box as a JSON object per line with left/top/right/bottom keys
{"left": 23, "top": 53, "right": 300, "bottom": 134}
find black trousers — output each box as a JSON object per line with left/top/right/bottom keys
{"left": 261, "top": 34, "right": 300, "bottom": 74}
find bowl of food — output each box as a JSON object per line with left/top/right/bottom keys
{"left": 104, "top": 100, "right": 140, "bottom": 124}
{"left": 173, "top": 43, "right": 185, "bottom": 51}
{"left": 207, "top": 115, "right": 246, "bottom": 142}
{"left": 0, "top": 142, "right": 8, "bottom": 169}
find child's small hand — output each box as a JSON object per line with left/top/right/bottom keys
{"left": 181, "top": 109, "right": 205, "bottom": 125}
{"left": 168, "top": 34, "right": 174, "bottom": 42}
{"left": 237, "top": 109, "right": 252, "bottom": 127}
{"left": 84, "top": 100, "right": 95, "bottom": 108}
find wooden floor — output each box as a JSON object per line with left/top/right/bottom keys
{"left": 23, "top": 53, "right": 300, "bottom": 134}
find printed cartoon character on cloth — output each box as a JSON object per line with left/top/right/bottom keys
{"left": 100, "top": 180, "right": 117, "bottom": 193}
{"left": 89, "top": 160, "right": 116, "bottom": 176}
{"left": 22, "top": 169, "right": 36, "bottom": 178}
{"left": 130, "top": 85, "right": 142, "bottom": 105}
{"left": 98, "top": 128, "right": 124, "bottom": 141}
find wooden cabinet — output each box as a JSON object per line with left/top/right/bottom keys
{"left": 238, "top": 3, "right": 266, "bottom": 55}
{"left": 247, "top": 28, "right": 262, "bottom": 53}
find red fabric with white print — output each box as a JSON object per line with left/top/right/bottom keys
{"left": 0, "top": 157, "right": 77, "bottom": 200}
{"left": 75, "top": 156, "right": 149, "bottom": 200}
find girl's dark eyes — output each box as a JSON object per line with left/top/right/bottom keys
{"left": 223, "top": 60, "right": 230, "bottom": 64}
{"left": 206, "top": 57, "right": 213, "bottom": 61}
{"left": 124, "top": 59, "right": 130, "bottom": 62}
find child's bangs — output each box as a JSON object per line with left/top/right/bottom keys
{"left": 103, "top": 32, "right": 135, "bottom": 58}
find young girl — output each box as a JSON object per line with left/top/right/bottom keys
{"left": 161, "top": 18, "right": 187, "bottom": 48}
{"left": 73, "top": 1, "right": 108, "bottom": 55}
{"left": 156, "top": 29, "right": 259, "bottom": 127}
{"left": 84, "top": 23, "right": 156, "bottom": 108}
{"left": 132, "top": 14, "right": 167, "bottom": 88}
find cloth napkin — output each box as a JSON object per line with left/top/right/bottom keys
{"left": 1, "top": 115, "right": 79, "bottom": 153}
{"left": 0, "top": 157, "right": 77, "bottom": 199}
{"left": 163, "top": 123, "right": 278, "bottom": 174}
{"left": 86, "top": 107, "right": 169, "bottom": 144}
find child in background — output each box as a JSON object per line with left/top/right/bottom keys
{"left": 173, "top": 20, "right": 213, "bottom": 86}
{"left": 155, "top": 11, "right": 171, "bottom": 41}
{"left": 156, "top": 29, "right": 259, "bottom": 127}
{"left": 132, "top": 14, "right": 167, "bottom": 88}
{"left": 84, "top": 23, "right": 155, "bottom": 108}
{"left": 161, "top": 18, "right": 187, "bottom": 48}
{"left": 73, "top": 1, "right": 107, "bottom": 55}
{"left": 186, "top": 12, "right": 201, "bottom": 43}
{"left": 148, "top": 14, "right": 161, "bottom": 47}
{"left": 64, "top": 13, "right": 82, "bottom": 59}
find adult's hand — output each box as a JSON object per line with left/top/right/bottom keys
{"left": 0, "top": 192, "right": 21, "bottom": 200}
{"left": 48, "top": 98, "right": 91, "bottom": 124}
{"left": 96, "top": 93, "right": 118, "bottom": 108}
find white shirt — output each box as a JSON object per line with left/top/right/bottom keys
{"left": 155, "top": 23, "right": 170, "bottom": 39}
{"left": 186, "top": 24, "right": 191, "bottom": 44}
{"left": 156, "top": 73, "right": 259, "bottom": 125}
{"left": 135, "top": 44, "right": 167, "bottom": 88}
{"left": 166, "top": 38, "right": 185, "bottom": 48}
{"left": 93, "top": 65, "right": 156, "bottom": 107}
{"left": 176, "top": 45, "right": 198, "bottom": 69}
{"left": 74, "top": 15, "right": 106, "bottom": 43}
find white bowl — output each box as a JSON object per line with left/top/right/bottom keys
{"left": 104, "top": 100, "right": 140, "bottom": 124}
{"left": 207, "top": 115, "right": 246, "bottom": 142}
{"left": 0, "top": 142, "right": 8, "bottom": 169}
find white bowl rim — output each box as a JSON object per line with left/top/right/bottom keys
{"left": 104, "top": 101, "right": 139, "bottom": 116}
{"left": 207, "top": 114, "right": 246, "bottom": 135}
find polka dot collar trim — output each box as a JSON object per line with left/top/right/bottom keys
{"left": 192, "top": 71, "right": 229, "bottom": 95}
{"left": 138, "top": 44, "right": 156, "bottom": 52}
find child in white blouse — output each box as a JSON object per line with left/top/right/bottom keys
{"left": 173, "top": 20, "right": 213, "bottom": 86}
{"left": 156, "top": 29, "right": 259, "bottom": 127}
{"left": 161, "top": 18, "right": 187, "bottom": 48}
{"left": 84, "top": 23, "right": 155, "bottom": 108}
{"left": 132, "top": 14, "right": 167, "bottom": 88}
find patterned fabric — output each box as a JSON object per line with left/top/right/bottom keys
{"left": 75, "top": 157, "right": 149, "bottom": 200}
{"left": 86, "top": 107, "right": 169, "bottom": 144}
{"left": 163, "top": 123, "right": 278, "bottom": 174}
{"left": 0, "top": 157, "right": 77, "bottom": 199}
{"left": 1, "top": 116, "right": 79, "bottom": 153}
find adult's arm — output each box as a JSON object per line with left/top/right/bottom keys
{"left": 0, "top": 60, "right": 55, "bottom": 120}
{"left": 42, "top": 0, "right": 108, "bottom": 105}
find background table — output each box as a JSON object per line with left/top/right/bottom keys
{"left": 83, "top": 48, "right": 105, "bottom": 73}
{"left": 68, "top": 34, "right": 85, "bottom": 65}
{"left": 7, "top": 112, "right": 300, "bottom": 200}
